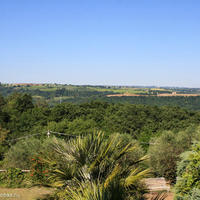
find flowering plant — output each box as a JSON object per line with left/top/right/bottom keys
{"left": 30, "top": 155, "right": 49, "bottom": 185}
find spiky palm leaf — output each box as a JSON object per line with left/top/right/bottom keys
{"left": 45, "top": 132, "right": 151, "bottom": 200}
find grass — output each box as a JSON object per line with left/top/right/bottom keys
{"left": 32, "top": 96, "right": 45, "bottom": 99}
{"left": 151, "top": 88, "right": 172, "bottom": 92}
{"left": 86, "top": 86, "right": 148, "bottom": 94}
{"left": 39, "top": 88, "right": 58, "bottom": 92}
{"left": 54, "top": 96, "right": 73, "bottom": 100}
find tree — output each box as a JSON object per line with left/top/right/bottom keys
{"left": 49, "top": 103, "right": 79, "bottom": 122}
{"left": 6, "top": 93, "right": 33, "bottom": 114}
{"left": 66, "top": 118, "right": 97, "bottom": 136}
{"left": 0, "top": 94, "right": 5, "bottom": 108}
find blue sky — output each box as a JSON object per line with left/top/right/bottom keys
{"left": 0, "top": 0, "right": 200, "bottom": 87}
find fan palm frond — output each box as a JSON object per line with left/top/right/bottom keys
{"left": 45, "top": 131, "right": 151, "bottom": 200}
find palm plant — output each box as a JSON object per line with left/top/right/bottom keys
{"left": 63, "top": 181, "right": 168, "bottom": 200}
{"left": 44, "top": 132, "right": 160, "bottom": 200}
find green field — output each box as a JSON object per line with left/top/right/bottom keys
{"left": 1, "top": 84, "right": 200, "bottom": 109}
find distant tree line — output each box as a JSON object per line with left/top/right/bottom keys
{"left": 2, "top": 85, "right": 200, "bottom": 110}
{"left": 101, "top": 96, "right": 200, "bottom": 110}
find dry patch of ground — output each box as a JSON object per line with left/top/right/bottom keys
{"left": 107, "top": 93, "right": 200, "bottom": 97}
{"left": 0, "top": 187, "right": 54, "bottom": 200}
{"left": 107, "top": 93, "right": 146, "bottom": 97}
{"left": 157, "top": 93, "right": 200, "bottom": 97}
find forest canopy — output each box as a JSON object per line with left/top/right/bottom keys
{"left": 1, "top": 92, "right": 200, "bottom": 159}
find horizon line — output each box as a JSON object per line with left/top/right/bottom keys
{"left": 1, "top": 82, "right": 199, "bottom": 89}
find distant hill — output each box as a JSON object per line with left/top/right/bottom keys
{"left": 1, "top": 83, "right": 200, "bottom": 110}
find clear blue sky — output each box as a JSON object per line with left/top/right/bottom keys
{"left": 0, "top": 0, "right": 200, "bottom": 87}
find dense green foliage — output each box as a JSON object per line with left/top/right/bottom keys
{"left": 3, "top": 138, "right": 42, "bottom": 169}
{"left": 0, "top": 168, "right": 29, "bottom": 188}
{"left": 1, "top": 92, "right": 200, "bottom": 160}
{"left": 1, "top": 92, "right": 200, "bottom": 157}
{"left": 148, "top": 126, "right": 200, "bottom": 183}
{"left": 102, "top": 96, "right": 200, "bottom": 110}
{"left": 175, "top": 142, "right": 200, "bottom": 199}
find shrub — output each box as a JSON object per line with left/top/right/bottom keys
{"left": 174, "top": 142, "right": 200, "bottom": 199}
{"left": 29, "top": 156, "right": 49, "bottom": 185}
{"left": 148, "top": 126, "right": 200, "bottom": 184}
{"left": 3, "top": 136, "right": 65, "bottom": 169}
{"left": 3, "top": 138, "right": 42, "bottom": 169}
{"left": 0, "top": 168, "right": 29, "bottom": 188}
{"left": 3, "top": 136, "right": 68, "bottom": 186}
{"left": 189, "top": 188, "right": 200, "bottom": 200}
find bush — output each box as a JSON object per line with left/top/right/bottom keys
{"left": 3, "top": 136, "right": 66, "bottom": 170}
{"left": 148, "top": 126, "right": 200, "bottom": 184}
{"left": 29, "top": 156, "right": 49, "bottom": 185}
{"left": 3, "top": 138, "right": 42, "bottom": 169}
{"left": 175, "top": 142, "right": 200, "bottom": 199}
{"left": 189, "top": 188, "right": 200, "bottom": 200}
{"left": 3, "top": 136, "right": 69, "bottom": 186}
{"left": 0, "top": 168, "right": 29, "bottom": 188}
